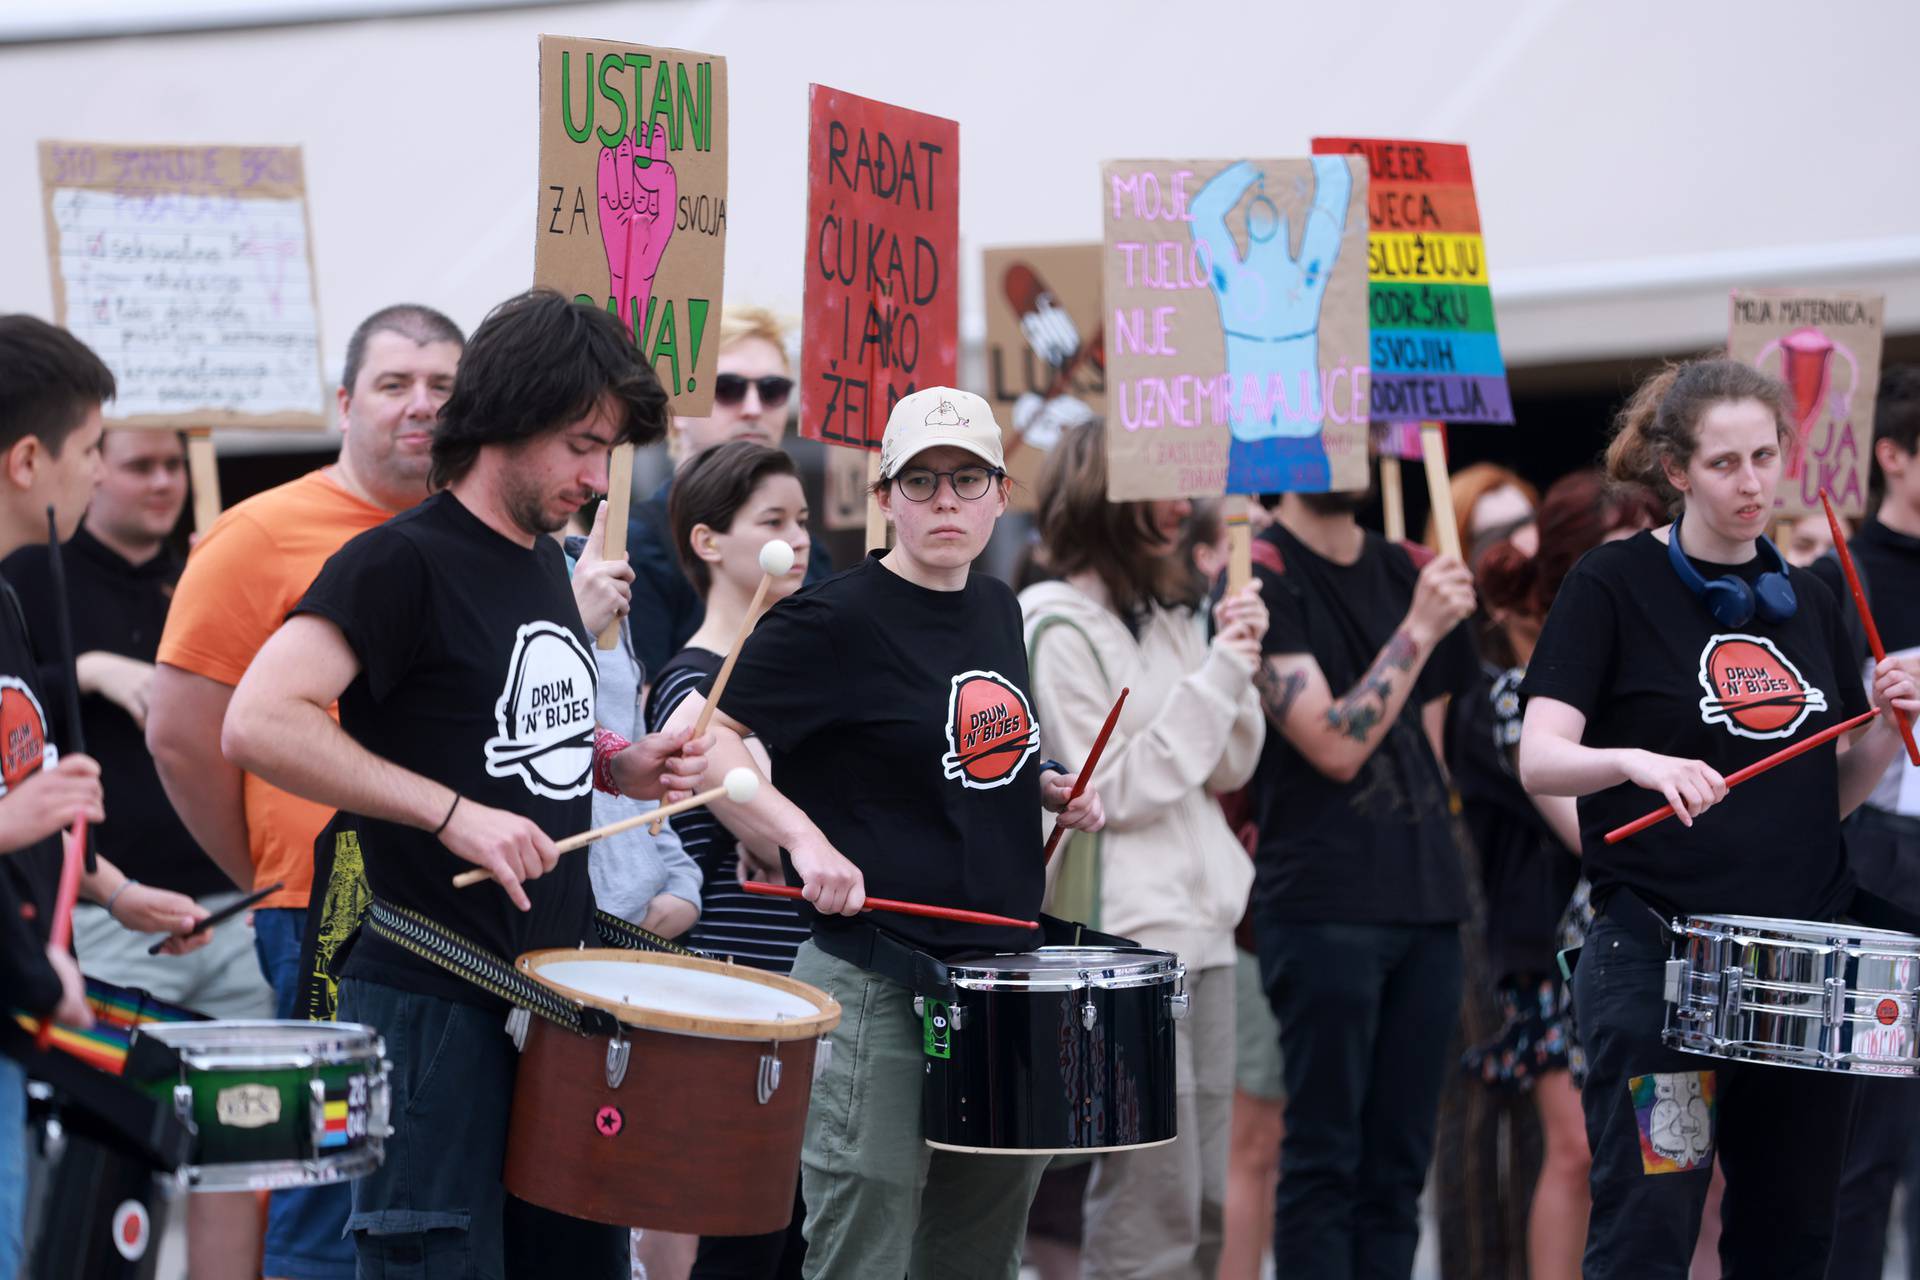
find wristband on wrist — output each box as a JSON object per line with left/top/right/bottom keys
{"left": 433, "top": 794, "right": 461, "bottom": 838}
{"left": 593, "top": 727, "right": 632, "bottom": 797}
{"left": 104, "top": 878, "right": 139, "bottom": 919}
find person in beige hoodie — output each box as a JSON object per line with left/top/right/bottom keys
{"left": 1021, "top": 421, "right": 1267, "bottom": 1280}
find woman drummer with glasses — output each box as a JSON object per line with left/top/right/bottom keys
{"left": 661, "top": 387, "right": 1106, "bottom": 1279}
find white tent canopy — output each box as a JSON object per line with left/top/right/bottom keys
{"left": 3, "top": 0, "right": 1915, "bottom": 397}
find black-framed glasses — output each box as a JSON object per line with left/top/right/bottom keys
{"left": 712, "top": 373, "right": 794, "bottom": 409}
{"left": 895, "top": 465, "right": 1004, "bottom": 503}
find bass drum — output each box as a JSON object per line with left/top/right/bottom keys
{"left": 922, "top": 946, "right": 1186, "bottom": 1154}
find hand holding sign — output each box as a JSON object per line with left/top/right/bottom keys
{"left": 597, "top": 123, "right": 679, "bottom": 331}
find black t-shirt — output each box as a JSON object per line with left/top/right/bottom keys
{"left": 0, "top": 580, "right": 65, "bottom": 1027}
{"left": 294, "top": 492, "right": 599, "bottom": 1007}
{"left": 4, "top": 529, "right": 226, "bottom": 897}
{"left": 1248, "top": 524, "right": 1477, "bottom": 926}
{"left": 647, "top": 647, "right": 809, "bottom": 971}
{"left": 1523, "top": 530, "right": 1867, "bottom": 920}
{"left": 717, "top": 553, "right": 1046, "bottom": 958}
{"left": 1446, "top": 662, "right": 1580, "bottom": 978}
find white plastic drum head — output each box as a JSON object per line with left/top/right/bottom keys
{"left": 537, "top": 959, "right": 819, "bottom": 1023}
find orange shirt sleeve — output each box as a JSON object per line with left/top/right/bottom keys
{"left": 157, "top": 508, "right": 294, "bottom": 687}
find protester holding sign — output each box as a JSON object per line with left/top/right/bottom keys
{"left": 1022, "top": 420, "right": 1265, "bottom": 1279}
{"left": 660, "top": 386, "right": 1104, "bottom": 1279}
{"left": 1519, "top": 358, "right": 1920, "bottom": 1278}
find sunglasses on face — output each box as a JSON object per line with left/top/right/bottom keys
{"left": 712, "top": 373, "right": 794, "bottom": 409}
{"left": 895, "top": 466, "right": 1004, "bottom": 503}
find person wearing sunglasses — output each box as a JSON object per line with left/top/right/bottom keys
{"left": 659, "top": 386, "right": 1106, "bottom": 1279}
{"left": 626, "top": 306, "right": 835, "bottom": 685}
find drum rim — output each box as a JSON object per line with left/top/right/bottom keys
{"left": 137, "top": 1020, "right": 385, "bottom": 1069}
{"left": 181, "top": 1144, "right": 384, "bottom": 1192}
{"left": 517, "top": 947, "right": 842, "bottom": 1041}
{"left": 1675, "top": 914, "right": 1920, "bottom": 949}
{"left": 945, "top": 945, "right": 1182, "bottom": 991}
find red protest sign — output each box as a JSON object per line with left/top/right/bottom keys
{"left": 800, "top": 85, "right": 958, "bottom": 450}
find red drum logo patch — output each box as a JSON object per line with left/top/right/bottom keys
{"left": 1696, "top": 633, "right": 1827, "bottom": 741}
{"left": 0, "top": 677, "right": 47, "bottom": 793}
{"left": 941, "top": 670, "right": 1040, "bottom": 790}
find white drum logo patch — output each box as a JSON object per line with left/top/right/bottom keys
{"left": 485, "top": 622, "right": 597, "bottom": 799}
{"left": 215, "top": 1084, "right": 281, "bottom": 1129}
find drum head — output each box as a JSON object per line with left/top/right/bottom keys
{"left": 518, "top": 949, "right": 840, "bottom": 1041}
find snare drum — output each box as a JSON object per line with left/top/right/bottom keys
{"left": 134, "top": 1021, "right": 390, "bottom": 1191}
{"left": 1664, "top": 914, "right": 1920, "bottom": 1076}
{"left": 922, "top": 946, "right": 1186, "bottom": 1154}
{"left": 505, "top": 948, "right": 840, "bottom": 1236}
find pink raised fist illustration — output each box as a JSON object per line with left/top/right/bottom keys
{"left": 597, "top": 121, "right": 678, "bottom": 331}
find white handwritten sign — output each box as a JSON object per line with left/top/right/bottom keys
{"left": 39, "top": 141, "right": 328, "bottom": 429}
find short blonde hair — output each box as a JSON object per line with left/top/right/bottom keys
{"left": 717, "top": 306, "right": 790, "bottom": 355}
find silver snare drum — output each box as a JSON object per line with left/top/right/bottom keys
{"left": 1664, "top": 914, "right": 1920, "bottom": 1076}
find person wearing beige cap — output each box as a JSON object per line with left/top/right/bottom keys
{"left": 662, "top": 386, "right": 1106, "bottom": 1278}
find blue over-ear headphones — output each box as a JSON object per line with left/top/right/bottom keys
{"left": 1665, "top": 511, "right": 1797, "bottom": 627}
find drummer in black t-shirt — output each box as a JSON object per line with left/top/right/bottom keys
{"left": 659, "top": 387, "right": 1105, "bottom": 1280}
{"left": 225, "top": 291, "right": 712, "bottom": 1280}
{"left": 1519, "top": 358, "right": 1920, "bottom": 1279}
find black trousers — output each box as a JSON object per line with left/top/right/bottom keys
{"left": 691, "top": 1185, "right": 806, "bottom": 1280}
{"left": 1573, "top": 913, "right": 1856, "bottom": 1280}
{"left": 1258, "top": 920, "right": 1463, "bottom": 1280}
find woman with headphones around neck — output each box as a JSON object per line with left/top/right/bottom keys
{"left": 1518, "top": 358, "right": 1920, "bottom": 1278}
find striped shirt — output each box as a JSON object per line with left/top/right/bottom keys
{"left": 648, "top": 649, "right": 810, "bottom": 973}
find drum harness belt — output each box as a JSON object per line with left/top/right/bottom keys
{"left": 365, "top": 898, "right": 704, "bottom": 1039}
{"left": 811, "top": 913, "right": 1138, "bottom": 1002}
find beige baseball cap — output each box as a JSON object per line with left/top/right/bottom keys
{"left": 877, "top": 387, "right": 1007, "bottom": 479}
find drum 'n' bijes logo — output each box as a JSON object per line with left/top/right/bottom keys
{"left": 485, "top": 622, "right": 597, "bottom": 799}
{"left": 1696, "top": 633, "right": 1827, "bottom": 741}
{"left": 941, "top": 670, "right": 1040, "bottom": 790}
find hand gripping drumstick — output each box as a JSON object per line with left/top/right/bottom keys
{"left": 741, "top": 880, "right": 1038, "bottom": 931}
{"left": 1820, "top": 489, "right": 1920, "bottom": 764}
{"left": 452, "top": 769, "right": 760, "bottom": 888}
{"left": 1603, "top": 708, "right": 1879, "bottom": 845}
{"left": 691, "top": 540, "right": 793, "bottom": 741}
{"left": 1042, "top": 687, "right": 1129, "bottom": 865}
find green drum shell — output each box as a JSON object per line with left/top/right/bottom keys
{"left": 136, "top": 1020, "right": 389, "bottom": 1192}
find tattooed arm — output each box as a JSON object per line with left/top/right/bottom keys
{"left": 1254, "top": 626, "right": 1444, "bottom": 784}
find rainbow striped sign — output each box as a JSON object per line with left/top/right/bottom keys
{"left": 1312, "top": 138, "right": 1512, "bottom": 426}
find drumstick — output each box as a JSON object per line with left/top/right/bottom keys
{"left": 1603, "top": 708, "right": 1879, "bottom": 845}
{"left": 1820, "top": 489, "right": 1919, "bottom": 765}
{"left": 45, "top": 507, "right": 93, "bottom": 874}
{"left": 451, "top": 769, "right": 759, "bottom": 888}
{"left": 1042, "top": 687, "right": 1129, "bottom": 865}
{"left": 690, "top": 540, "right": 793, "bottom": 740}
{"left": 35, "top": 819, "right": 87, "bottom": 1050}
{"left": 742, "top": 880, "right": 1037, "bottom": 931}
{"left": 146, "top": 881, "right": 283, "bottom": 956}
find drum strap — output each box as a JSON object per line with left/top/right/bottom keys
{"left": 364, "top": 900, "right": 706, "bottom": 1034}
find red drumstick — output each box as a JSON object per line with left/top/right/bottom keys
{"left": 1042, "top": 688, "right": 1128, "bottom": 866}
{"left": 742, "top": 879, "right": 1036, "bottom": 931}
{"left": 1603, "top": 709, "right": 1878, "bottom": 845}
{"left": 1820, "top": 489, "right": 1920, "bottom": 765}
{"left": 35, "top": 818, "right": 87, "bottom": 1050}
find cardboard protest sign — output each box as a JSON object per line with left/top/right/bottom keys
{"left": 983, "top": 243, "right": 1105, "bottom": 502}
{"left": 1101, "top": 158, "right": 1370, "bottom": 501}
{"left": 1728, "top": 289, "right": 1884, "bottom": 518}
{"left": 800, "top": 85, "right": 958, "bottom": 451}
{"left": 536, "top": 35, "right": 728, "bottom": 414}
{"left": 39, "top": 141, "right": 327, "bottom": 428}
{"left": 1313, "top": 137, "right": 1512, "bottom": 428}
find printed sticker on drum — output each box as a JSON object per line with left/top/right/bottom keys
{"left": 1630, "top": 1070, "right": 1715, "bottom": 1174}
{"left": 940, "top": 670, "right": 1040, "bottom": 790}
{"left": 485, "top": 621, "right": 598, "bottom": 799}
{"left": 111, "top": 1200, "right": 150, "bottom": 1261}
{"left": 216, "top": 1083, "right": 282, "bottom": 1129}
{"left": 1696, "top": 633, "right": 1827, "bottom": 741}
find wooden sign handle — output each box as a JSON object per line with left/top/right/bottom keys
{"left": 1420, "top": 424, "right": 1461, "bottom": 560}
{"left": 186, "top": 429, "right": 221, "bottom": 536}
{"left": 1224, "top": 495, "right": 1252, "bottom": 593}
{"left": 864, "top": 449, "right": 888, "bottom": 554}
{"left": 1380, "top": 455, "right": 1405, "bottom": 544}
{"left": 597, "top": 443, "right": 635, "bottom": 650}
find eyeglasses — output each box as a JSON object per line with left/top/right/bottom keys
{"left": 712, "top": 373, "right": 794, "bottom": 409}
{"left": 895, "top": 466, "right": 1004, "bottom": 503}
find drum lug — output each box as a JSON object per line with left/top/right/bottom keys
{"left": 1081, "top": 999, "right": 1097, "bottom": 1030}
{"left": 757, "top": 1042, "right": 782, "bottom": 1105}
{"left": 1715, "top": 967, "right": 1743, "bottom": 1042}
{"left": 171, "top": 1084, "right": 197, "bottom": 1136}
{"left": 605, "top": 1031, "right": 630, "bottom": 1090}
{"left": 948, "top": 1004, "right": 964, "bottom": 1031}
{"left": 1169, "top": 966, "right": 1190, "bottom": 1020}
{"left": 913, "top": 996, "right": 924, "bottom": 1017}
{"left": 814, "top": 1037, "right": 832, "bottom": 1078}
{"left": 308, "top": 1078, "right": 328, "bottom": 1154}
{"left": 371, "top": 1061, "right": 393, "bottom": 1139}
{"left": 505, "top": 1006, "right": 530, "bottom": 1053}
{"left": 1663, "top": 959, "right": 1690, "bottom": 1006}
{"left": 1824, "top": 976, "right": 1848, "bottom": 1026}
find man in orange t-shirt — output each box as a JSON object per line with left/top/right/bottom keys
{"left": 149, "top": 304, "right": 465, "bottom": 1280}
